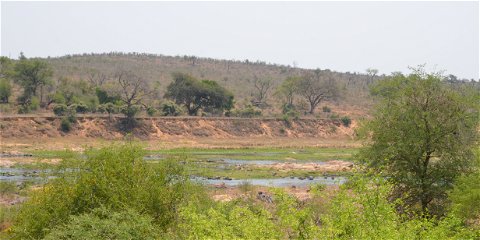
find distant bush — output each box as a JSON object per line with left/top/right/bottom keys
{"left": 146, "top": 106, "right": 157, "bottom": 116}
{"left": 103, "top": 102, "right": 119, "bottom": 115}
{"left": 75, "top": 103, "right": 89, "bottom": 113}
{"left": 322, "top": 106, "right": 331, "bottom": 113}
{"left": 18, "top": 96, "right": 40, "bottom": 114}
{"left": 53, "top": 104, "right": 68, "bottom": 116}
{"left": 282, "top": 114, "right": 292, "bottom": 128}
{"left": 161, "top": 101, "right": 183, "bottom": 116}
{"left": 120, "top": 105, "right": 140, "bottom": 118}
{"left": 60, "top": 118, "right": 72, "bottom": 132}
{"left": 96, "top": 104, "right": 106, "bottom": 113}
{"left": 329, "top": 113, "right": 340, "bottom": 119}
{"left": 51, "top": 92, "right": 66, "bottom": 104}
{"left": 0, "top": 78, "right": 12, "bottom": 103}
{"left": 232, "top": 104, "right": 262, "bottom": 118}
{"left": 341, "top": 116, "right": 352, "bottom": 127}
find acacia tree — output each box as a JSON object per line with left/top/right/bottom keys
{"left": 358, "top": 69, "right": 479, "bottom": 216}
{"left": 165, "top": 73, "right": 233, "bottom": 116}
{"left": 297, "top": 73, "right": 339, "bottom": 114}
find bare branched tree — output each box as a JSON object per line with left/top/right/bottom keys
{"left": 87, "top": 71, "right": 108, "bottom": 87}
{"left": 297, "top": 73, "right": 339, "bottom": 114}
{"left": 253, "top": 78, "right": 273, "bottom": 105}
{"left": 113, "top": 70, "right": 157, "bottom": 128}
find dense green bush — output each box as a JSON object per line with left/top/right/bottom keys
{"left": 231, "top": 104, "right": 262, "bottom": 118}
{"left": 177, "top": 201, "right": 281, "bottom": 239}
{"left": 449, "top": 150, "right": 480, "bottom": 226}
{"left": 96, "top": 104, "right": 106, "bottom": 113}
{"left": 69, "top": 103, "right": 89, "bottom": 113}
{"left": 161, "top": 101, "right": 183, "bottom": 116}
{"left": 51, "top": 92, "right": 66, "bottom": 104}
{"left": 44, "top": 207, "right": 161, "bottom": 240}
{"left": 103, "top": 102, "right": 119, "bottom": 115}
{"left": 146, "top": 106, "right": 157, "bottom": 116}
{"left": 18, "top": 96, "right": 40, "bottom": 113}
{"left": 173, "top": 175, "right": 478, "bottom": 239}
{"left": 60, "top": 118, "right": 72, "bottom": 132}
{"left": 11, "top": 144, "right": 203, "bottom": 239}
{"left": 53, "top": 104, "right": 68, "bottom": 116}
{"left": 0, "top": 78, "right": 12, "bottom": 103}
{"left": 340, "top": 116, "right": 351, "bottom": 127}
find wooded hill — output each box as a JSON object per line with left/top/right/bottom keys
{"left": 43, "top": 52, "right": 378, "bottom": 115}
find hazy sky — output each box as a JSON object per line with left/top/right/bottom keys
{"left": 1, "top": 1, "right": 479, "bottom": 79}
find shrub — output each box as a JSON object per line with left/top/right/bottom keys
{"left": 53, "top": 104, "right": 68, "bottom": 116}
{"left": 96, "top": 104, "right": 106, "bottom": 113}
{"left": 161, "top": 101, "right": 183, "bottom": 116}
{"left": 177, "top": 202, "right": 281, "bottom": 239}
{"left": 340, "top": 116, "right": 352, "bottom": 127}
{"left": 329, "top": 113, "right": 339, "bottom": 119}
{"left": 104, "top": 102, "right": 118, "bottom": 115}
{"left": 67, "top": 104, "right": 78, "bottom": 113}
{"left": 322, "top": 106, "right": 331, "bottom": 113}
{"left": 146, "top": 106, "right": 157, "bottom": 116}
{"left": 282, "top": 114, "right": 292, "bottom": 128}
{"left": 449, "top": 152, "right": 480, "bottom": 225}
{"left": 51, "top": 92, "right": 66, "bottom": 104}
{"left": 17, "top": 96, "right": 40, "bottom": 113}
{"left": 60, "top": 118, "right": 72, "bottom": 132}
{"left": 75, "top": 103, "right": 89, "bottom": 113}
{"left": 44, "top": 207, "right": 161, "bottom": 240}
{"left": 30, "top": 97, "right": 40, "bottom": 110}
{"left": 11, "top": 145, "right": 202, "bottom": 239}
{"left": 231, "top": 104, "right": 262, "bottom": 118}
{"left": 0, "top": 78, "right": 12, "bottom": 103}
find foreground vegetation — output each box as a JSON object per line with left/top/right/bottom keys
{"left": 1, "top": 144, "right": 479, "bottom": 239}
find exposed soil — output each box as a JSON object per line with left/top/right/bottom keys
{"left": 209, "top": 185, "right": 339, "bottom": 202}
{"left": 0, "top": 117, "right": 355, "bottom": 140}
{"left": 260, "top": 160, "right": 354, "bottom": 172}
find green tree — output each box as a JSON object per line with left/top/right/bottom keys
{"left": 13, "top": 55, "right": 53, "bottom": 106}
{"left": 275, "top": 76, "right": 300, "bottom": 108}
{"left": 0, "top": 78, "right": 12, "bottom": 103}
{"left": 165, "top": 73, "right": 234, "bottom": 116}
{"left": 358, "top": 69, "right": 479, "bottom": 216}
{"left": 0, "top": 57, "right": 14, "bottom": 103}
